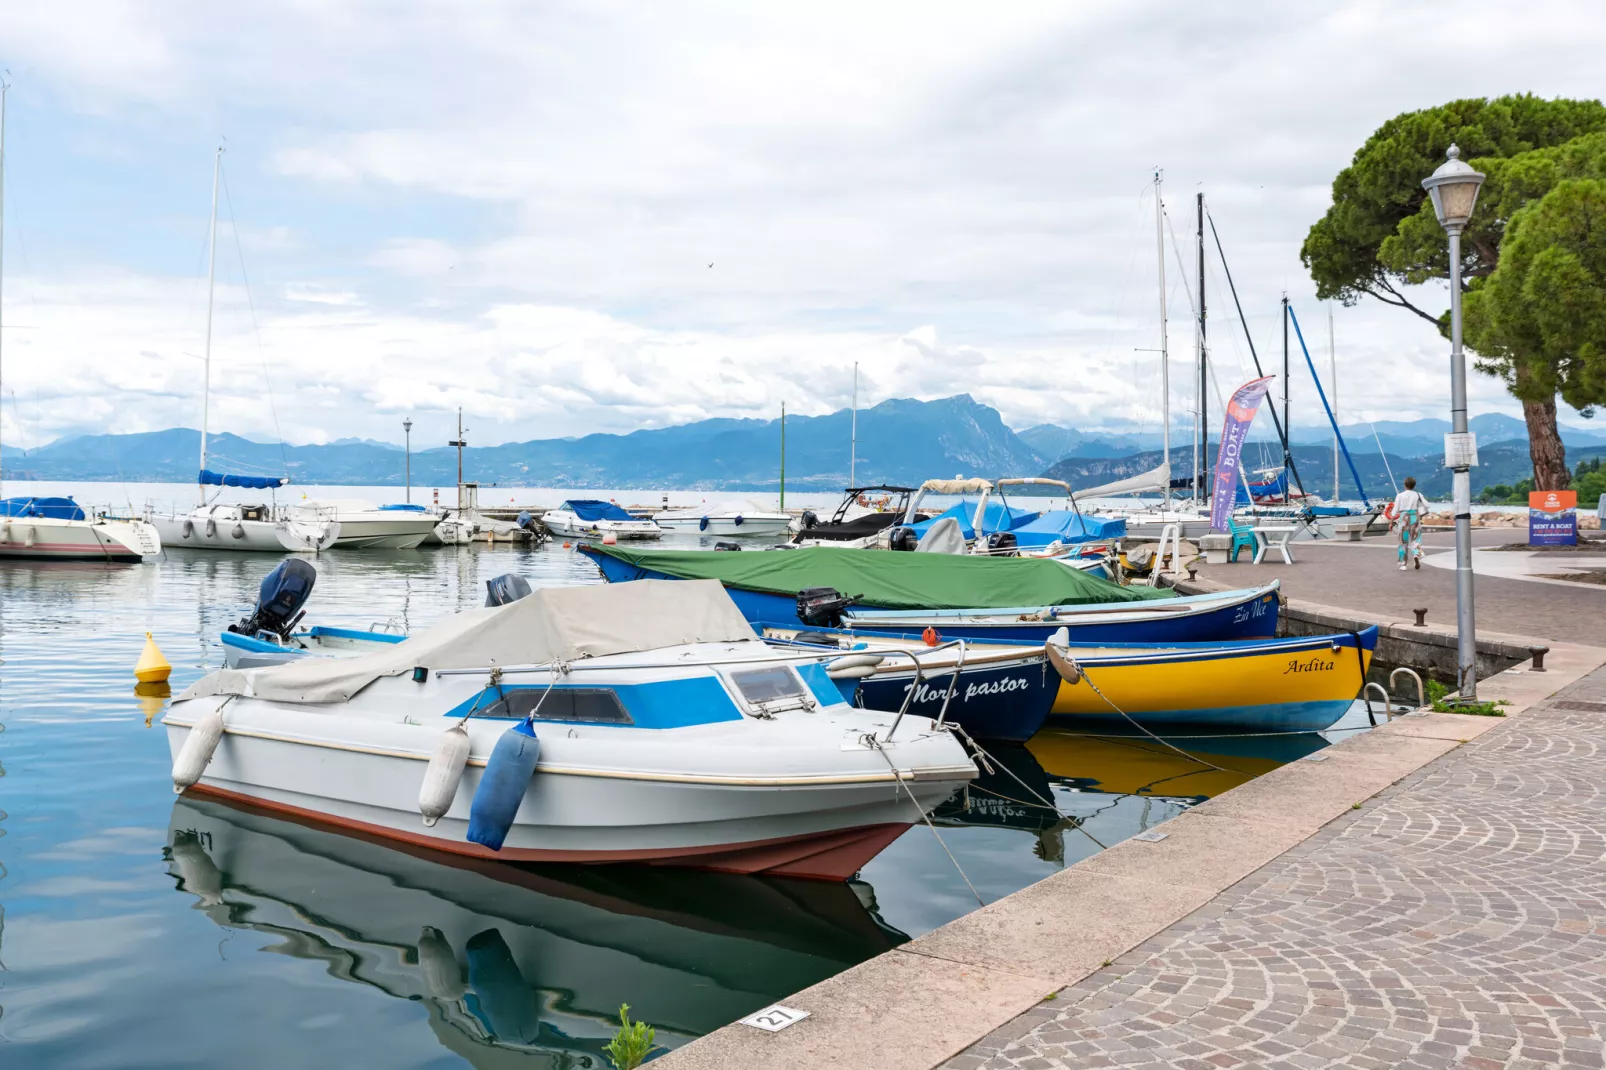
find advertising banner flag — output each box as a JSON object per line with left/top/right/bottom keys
{"left": 1209, "top": 375, "right": 1276, "bottom": 532}
{"left": 1528, "top": 490, "right": 1577, "bottom": 546}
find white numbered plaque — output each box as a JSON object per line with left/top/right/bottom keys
{"left": 739, "top": 1004, "right": 810, "bottom": 1032}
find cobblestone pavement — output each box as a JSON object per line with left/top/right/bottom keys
{"left": 943, "top": 677, "right": 1606, "bottom": 1070}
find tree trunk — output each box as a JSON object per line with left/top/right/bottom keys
{"left": 1523, "top": 396, "right": 1570, "bottom": 490}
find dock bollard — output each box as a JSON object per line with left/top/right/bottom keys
{"left": 1530, "top": 645, "right": 1549, "bottom": 672}
{"left": 1412, "top": 608, "right": 1428, "bottom": 627}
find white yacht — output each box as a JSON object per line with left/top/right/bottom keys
{"left": 291, "top": 500, "right": 442, "bottom": 550}
{"left": 0, "top": 496, "right": 161, "bottom": 562}
{"left": 165, "top": 580, "right": 975, "bottom": 880}
{"left": 153, "top": 500, "right": 339, "bottom": 553}
{"left": 652, "top": 499, "right": 792, "bottom": 537}
{"left": 541, "top": 499, "right": 662, "bottom": 540}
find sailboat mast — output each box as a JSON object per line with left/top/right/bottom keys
{"left": 1329, "top": 303, "right": 1338, "bottom": 502}
{"left": 779, "top": 401, "right": 786, "bottom": 510}
{"left": 198, "top": 146, "right": 222, "bottom": 504}
{"left": 0, "top": 77, "right": 8, "bottom": 499}
{"left": 1196, "top": 192, "right": 1207, "bottom": 506}
{"left": 850, "top": 363, "right": 858, "bottom": 487}
{"left": 1282, "top": 294, "right": 1291, "bottom": 473}
{"left": 1154, "top": 169, "right": 1169, "bottom": 505}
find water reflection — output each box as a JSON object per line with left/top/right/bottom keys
{"left": 165, "top": 797, "right": 906, "bottom": 1066}
{"left": 1027, "top": 728, "right": 1329, "bottom": 802}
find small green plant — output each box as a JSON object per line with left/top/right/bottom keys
{"left": 1045, "top": 991, "right": 1058, "bottom": 1001}
{"left": 606, "top": 1003, "right": 656, "bottom": 1070}
{"left": 1352, "top": 802, "right": 1362, "bottom": 809}
{"left": 1424, "top": 678, "right": 1507, "bottom": 717}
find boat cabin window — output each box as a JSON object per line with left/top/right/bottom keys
{"left": 482, "top": 687, "right": 632, "bottom": 724}
{"left": 729, "top": 666, "right": 815, "bottom": 715}
{"left": 240, "top": 505, "right": 268, "bottom": 522}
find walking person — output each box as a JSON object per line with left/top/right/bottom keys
{"left": 1391, "top": 477, "right": 1429, "bottom": 570}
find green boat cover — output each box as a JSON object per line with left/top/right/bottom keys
{"left": 585, "top": 545, "right": 1174, "bottom": 609}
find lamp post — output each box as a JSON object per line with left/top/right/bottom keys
{"left": 402, "top": 417, "right": 413, "bottom": 503}
{"left": 1422, "top": 144, "right": 1486, "bottom": 699}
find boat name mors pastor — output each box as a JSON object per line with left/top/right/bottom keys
{"left": 165, "top": 579, "right": 975, "bottom": 881}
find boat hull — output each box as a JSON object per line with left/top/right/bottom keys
{"left": 855, "top": 652, "right": 1056, "bottom": 743}
{"left": 0, "top": 515, "right": 159, "bottom": 561}
{"left": 1051, "top": 628, "right": 1376, "bottom": 731}
{"left": 153, "top": 514, "right": 292, "bottom": 552}
{"left": 655, "top": 517, "right": 793, "bottom": 537}
{"left": 543, "top": 514, "right": 663, "bottom": 540}
{"left": 327, "top": 518, "right": 438, "bottom": 549}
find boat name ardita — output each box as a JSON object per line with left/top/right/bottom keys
{"left": 1282, "top": 656, "right": 1336, "bottom": 674}
{"left": 903, "top": 676, "right": 1032, "bottom": 703}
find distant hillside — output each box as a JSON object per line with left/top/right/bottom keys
{"left": 6, "top": 394, "right": 1047, "bottom": 491}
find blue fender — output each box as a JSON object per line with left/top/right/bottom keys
{"left": 699, "top": 516, "right": 709, "bottom": 531}
{"left": 467, "top": 721, "right": 540, "bottom": 851}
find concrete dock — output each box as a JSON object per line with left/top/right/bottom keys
{"left": 656, "top": 529, "right": 1606, "bottom": 1070}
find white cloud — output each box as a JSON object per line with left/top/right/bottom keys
{"left": 1, "top": 0, "right": 1604, "bottom": 454}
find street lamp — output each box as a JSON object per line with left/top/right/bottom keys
{"left": 403, "top": 417, "right": 413, "bottom": 503}
{"left": 1422, "top": 144, "right": 1486, "bottom": 699}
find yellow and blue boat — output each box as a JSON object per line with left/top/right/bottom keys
{"left": 1046, "top": 627, "right": 1376, "bottom": 732}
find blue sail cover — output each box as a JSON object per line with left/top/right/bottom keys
{"left": 909, "top": 502, "right": 1040, "bottom": 541}
{"left": 1008, "top": 510, "right": 1125, "bottom": 548}
{"left": 561, "top": 499, "right": 636, "bottom": 522}
{"left": 1234, "top": 470, "right": 1289, "bottom": 506}
{"left": 199, "top": 469, "right": 289, "bottom": 490}
{"left": 379, "top": 503, "right": 429, "bottom": 512}
{"left": 0, "top": 496, "right": 87, "bottom": 521}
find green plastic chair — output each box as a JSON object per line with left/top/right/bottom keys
{"left": 1226, "top": 517, "right": 1260, "bottom": 563}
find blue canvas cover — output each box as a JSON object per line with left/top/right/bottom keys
{"left": 0, "top": 496, "right": 87, "bottom": 520}
{"left": 909, "top": 501, "right": 1039, "bottom": 541}
{"left": 1234, "top": 470, "right": 1288, "bottom": 506}
{"left": 379, "top": 503, "right": 430, "bottom": 512}
{"left": 1008, "top": 510, "right": 1125, "bottom": 547}
{"left": 561, "top": 499, "right": 636, "bottom": 522}
{"left": 199, "top": 469, "right": 288, "bottom": 490}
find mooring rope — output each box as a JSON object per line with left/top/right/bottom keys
{"left": 870, "top": 738, "right": 985, "bottom": 908}
{"left": 947, "top": 723, "right": 1110, "bottom": 850}
{"left": 1060, "top": 652, "right": 1232, "bottom": 774}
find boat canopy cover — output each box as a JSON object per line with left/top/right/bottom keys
{"left": 1008, "top": 510, "right": 1126, "bottom": 547}
{"left": 916, "top": 478, "right": 993, "bottom": 495}
{"left": 179, "top": 579, "right": 758, "bottom": 705}
{"left": 199, "top": 469, "right": 289, "bottom": 490}
{"left": 561, "top": 499, "right": 637, "bottom": 522}
{"left": 584, "top": 545, "right": 1174, "bottom": 609}
{"left": 909, "top": 501, "right": 1039, "bottom": 540}
{"left": 378, "top": 503, "right": 430, "bottom": 512}
{"left": 0, "top": 496, "right": 86, "bottom": 520}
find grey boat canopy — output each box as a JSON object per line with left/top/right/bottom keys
{"left": 180, "top": 579, "right": 758, "bottom": 705}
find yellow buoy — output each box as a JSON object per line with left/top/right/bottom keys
{"left": 135, "top": 632, "right": 172, "bottom": 684}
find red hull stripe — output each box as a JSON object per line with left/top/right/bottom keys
{"left": 187, "top": 783, "right": 909, "bottom": 882}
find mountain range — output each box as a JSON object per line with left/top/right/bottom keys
{"left": 7, "top": 394, "right": 1599, "bottom": 495}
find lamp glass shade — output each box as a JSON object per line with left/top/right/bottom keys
{"left": 1422, "top": 144, "right": 1485, "bottom": 230}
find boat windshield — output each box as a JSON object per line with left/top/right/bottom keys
{"left": 729, "top": 666, "right": 815, "bottom": 714}
{"left": 829, "top": 486, "right": 914, "bottom": 524}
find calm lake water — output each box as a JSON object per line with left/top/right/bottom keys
{"left": 0, "top": 531, "right": 1373, "bottom": 1068}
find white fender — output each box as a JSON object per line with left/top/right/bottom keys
{"left": 182, "top": 519, "right": 194, "bottom": 538}
{"left": 24, "top": 526, "right": 36, "bottom": 548}
{"left": 416, "top": 926, "right": 466, "bottom": 999}
{"left": 1, "top": 518, "right": 10, "bottom": 543}
{"left": 418, "top": 723, "right": 472, "bottom": 826}
{"left": 825, "top": 653, "right": 886, "bottom": 679}
{"left": 173, "top": 705, "right": 227, "bottom": 792}
{"left": 826, "top": 663, "right": 881, "bottom": 680}
{"left": 231, "top": 523, "right": 246, "bottom": 539}
{"left": 205, "top": 517, "right": 218, "bottom": 537}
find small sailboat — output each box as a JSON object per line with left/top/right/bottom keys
{"left": 166, "top": 580, "right": 975, "bottom": 880}
{"left": 541, "top": 499, "right": 662, "bottom": 541}
{"left": 148, "top": 147, "right": 338, "bottom": 553}
{"left": 0, "top": 87, "right": 162, "bottom": 563}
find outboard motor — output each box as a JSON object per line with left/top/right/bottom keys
{"left": 800, "top": 510, "right": 819, "bottom": 529}
{"left": 228, "top": 558, "right": 317, "bottom": 641}
{"left": 485, "top": 573, "right": 534, "bottom": 607}
{"left": 985, "top": 531, "right": 1019, "bottom": 556}
{"left": 887, "top": 525, "right": 919, "bottom": 551}
{"left": 713, "top": 540, "right": 742, "bottom": 551}
{"left": 796, "top": 587, "right": 861, "bottom": 628}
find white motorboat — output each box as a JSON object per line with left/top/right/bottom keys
{"left": 152, "top": 501, "right": 339, "bottom": 553}
{"left": 653, "top": 499, "right": 792, "bottom": 537}
{"left": 541, "top": 499, "right": 661, "bottom": 541}
{"left": 0, "top": 496, "right": 161, "bottom": 562}
{"left": 291, "top": 500, "right": 441, "bottom": 550}
{"left": 166, "top": 580, "right": 975, "bottom": 880}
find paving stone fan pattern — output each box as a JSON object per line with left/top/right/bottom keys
{"left": 946, "top": 690, "right": 1606, "bottom": 1069}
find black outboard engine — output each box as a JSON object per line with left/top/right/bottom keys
{"left": 887, "top": 525, "right": 919, "bottom": 551}
{"left": 800, "top": 510, "right": 819, "bottom": 529}
{"left": 229, "top": 558, "right": 316, "bottom": 640}
{"left": 796, "top": 587, "right": 861, "bottom": 628}
{"left": 713, "top": 540, "right": 742, "bottom": 551}
{"left": 485, "top": 573, "right": 534, "bottom": 607}
{"left": 985, "top": 531, "right": 1019, "bottom": 556}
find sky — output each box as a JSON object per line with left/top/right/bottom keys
{"left": 1, "top": 1, "right": 1604, "bottom": 452}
